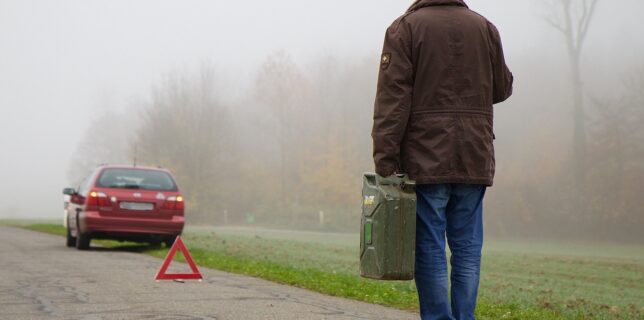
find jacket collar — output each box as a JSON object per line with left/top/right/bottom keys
{"left": 407, "top": 0, "right": 468, "bottom": 13}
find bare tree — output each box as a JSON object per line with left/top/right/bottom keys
{"left": 67, "top": 110, "right": 137, "bottom": 186}
{"left": 135, "top": 65, "right": 234, "bottom": 223}
{"left": 544, "top": 0, "right": 599, "bottom": 186}
{"left": 255, "top": 51, "right": 307, "bottom": 224}
{"left": 586, "top": 65, "right": 644, "bottom": 241}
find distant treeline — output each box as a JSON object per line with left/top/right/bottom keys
{"left": 68, "top": 51, "right": 644, "bottom": 242}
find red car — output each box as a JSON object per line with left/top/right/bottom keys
{"left": 63, "top": 165, "right": 185, "bottom": 250}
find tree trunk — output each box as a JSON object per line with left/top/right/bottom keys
{"left": 570, "top": 53, "right": 587, "bottom": 187}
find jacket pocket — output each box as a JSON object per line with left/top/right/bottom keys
{"left": 402, "top": 114, "right": 456, "bottom": 176}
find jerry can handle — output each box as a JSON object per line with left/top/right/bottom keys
{"left": 372, "top": 173, "right": 414, "bottom": 188}
{"left": 392, "top": 174, "right": 415, "bottom": 191}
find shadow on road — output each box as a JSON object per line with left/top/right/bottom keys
{"left": 88, "top": 243, "right": 167, "bottom": 253}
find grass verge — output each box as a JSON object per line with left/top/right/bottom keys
{"left": 17, "top": 223, "right": 643, "bottom": 320}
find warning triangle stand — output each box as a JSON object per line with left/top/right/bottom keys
{"left": 155, "top": 236, "right": 203, "bottom": 281}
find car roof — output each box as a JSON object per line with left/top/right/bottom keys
{"left": 97, "top": 165, "right": 172, "bottom": 173}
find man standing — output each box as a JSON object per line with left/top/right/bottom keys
{"left": 372, "top": 1, "right": 513, "bottom": 319}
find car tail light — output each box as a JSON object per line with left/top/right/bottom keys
{"left": 163, "top": 195, "right": 184, "bottom": 210}
{"left": 176, "top": 196, "right": 184, "bottom": 210}
{"left": 87, "top": 191, "right": 109, "bottom": 207}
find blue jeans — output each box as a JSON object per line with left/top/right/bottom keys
{"left": 415, "top": 184, "right": 486, "bottom": 320}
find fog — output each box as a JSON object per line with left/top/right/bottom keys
{"left": 1, "top": 0, "right": 642, "bottom": 242}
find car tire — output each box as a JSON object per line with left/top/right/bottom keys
{"left": 66, "top": 225, "right": 77, "bottom": 247}
{"left": 76, "top": 232, "right": 91, "bottom": 250}
{"left": 164, "top": 236, "right": 177, "bottom": 248}
{"left": 75, "top": 223, "right": 91, "bottom": 250}
{"left": 149, "top": 241, "right": 162, "bottom": 248}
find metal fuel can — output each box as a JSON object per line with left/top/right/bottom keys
{"left": 360, "top": 173, "right": 417, "bottom": 280}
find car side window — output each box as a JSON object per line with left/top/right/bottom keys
{"left": 77, "top": 171, "right": 94, "bottom": 196}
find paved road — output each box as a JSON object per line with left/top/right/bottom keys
{"left": 0, "top": 227, "right": 417, "bottom": 320}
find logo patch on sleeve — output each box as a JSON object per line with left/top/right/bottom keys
{"left": 381, "top": 53, "right": 391, "bottom": 69}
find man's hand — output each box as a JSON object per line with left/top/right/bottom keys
{"left": 375, "top": 167, "right": 398, "bottom": 178}
{"left": 375, "top": 169, "right": 401, "bottom": 178}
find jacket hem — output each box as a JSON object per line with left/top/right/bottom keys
{"left": 411, "top": 108, "right": 493, "bottom": 117}
{"left": 410, "top": 175, "right": 493, "bottom": 187}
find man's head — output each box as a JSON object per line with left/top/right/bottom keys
{"left": 407, "top": 0, "right": 468, "bottom": 13}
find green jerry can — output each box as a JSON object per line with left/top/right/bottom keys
{"left": 360, "top": 173, "right": 417, "bottom": 280}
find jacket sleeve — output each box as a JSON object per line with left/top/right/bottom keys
{"left": 487, "top": 21, "right": 514, "bottom": 104}
{"left": 371, "top": 19, "right": 414, "bottom": 177}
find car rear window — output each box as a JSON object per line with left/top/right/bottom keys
{"left": 96, "top": 168, "right": 178, "bottom": 191}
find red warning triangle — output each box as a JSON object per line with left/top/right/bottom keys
{"left": 155, "top": 236, "right": 203, "bottom": 281}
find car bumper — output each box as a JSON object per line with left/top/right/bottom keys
{"left": 80, "top": 211, "right": 184, "bottom": 236}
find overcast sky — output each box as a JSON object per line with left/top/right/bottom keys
{"left": 0, "top": 0, "right": 642, "bottom": 218}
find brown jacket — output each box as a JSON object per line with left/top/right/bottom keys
{"left": 372, "top": 0, "right": 513, "bottom": 186}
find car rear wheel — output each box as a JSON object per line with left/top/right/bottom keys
{"left": 164, "top": 236, "right": 177, "bottom": 248}
{"left": 75, "top": 223, "right": 91, "bottom": 250}
{"left": 76, "top": 232, "right": 91, "bottom": 250}
{"left": 66, "top": 225, "right": 77, "bottom": 247}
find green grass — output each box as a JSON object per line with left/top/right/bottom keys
{"left": 13, "top": 223, "right": 644, "bottom": 320}
{"left": 21, "top": 223, "right": 67, "bottom": 236}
